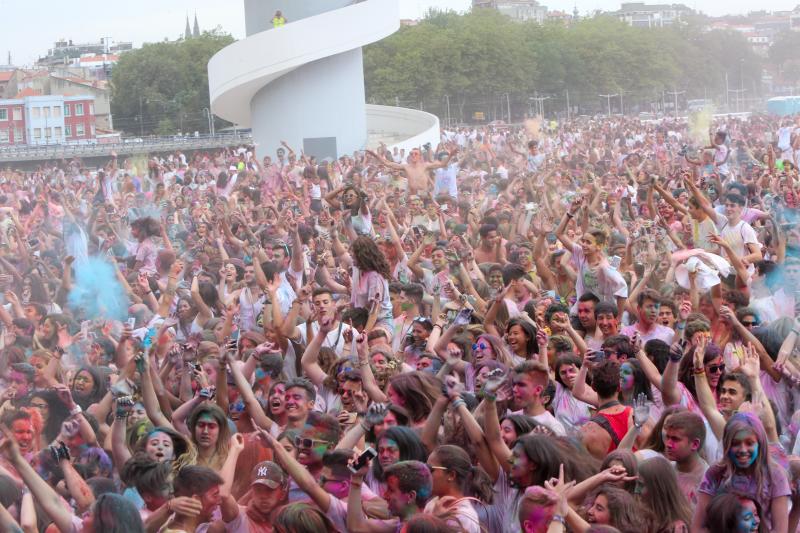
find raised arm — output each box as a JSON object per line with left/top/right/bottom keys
{"left": 555, "top": 199, "right": 581, "bottom": 252}
{"left": 690, "top": 352, "right": 728, "bottom": 438}
{"left": 0, "top": 428, "right": 76, "bottom": 533}
{"left": 661, "top": 342, "right": 685, "bottom": 407}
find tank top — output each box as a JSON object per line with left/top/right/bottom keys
{"left": 589, "top": 401, "right": 633, "bottom": 453}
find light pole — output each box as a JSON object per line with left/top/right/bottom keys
{"left": 203, "top": 107, "right": 214, "bottom": 135}
{"left": 505, "top": 93, "right": 511, "bottom": 123}
{"left": 728, "top": 89, "right": 746, "bottom": 113}
{"left": 665, "top": 89, "right": 685, "bottom": 116}
{"left": 138, "top": 95, "right": 144, "bottom": 137}
{"left": 443, "top": 94, "right": 451, "bottom": 128}
{"left": 530, "top": 96, "right": 551, "bottom": 117}
{"left": 599, "top": 93, "right": 618, "bottom": 116}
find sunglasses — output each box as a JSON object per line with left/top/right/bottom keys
{"left": 294, "top": 436, "right": 330, "bottom": 449}
{"left": 706, "top": 364, "right": 725, "bottom": 374}
{"left": 741, "top": 321, "right": 758, "bottom": 327}
{"left": 320, "top": 475, "right": 349, "bottom": 486}
{"left": 472, "top": 342, "right": 488, "bottom": 351}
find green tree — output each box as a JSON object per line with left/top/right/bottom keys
{"left": 364, "top": 10, "right": 765, "bottom": 119}
{"left": 110, "top": 30, "right": 234, "bottom": 135}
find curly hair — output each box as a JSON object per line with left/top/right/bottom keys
{"left": 351, "top": 236, "right": 392, "bottom": 279}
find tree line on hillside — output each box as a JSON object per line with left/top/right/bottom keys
{"left": 363, "top": 10, "right": 794, "bottom": 121}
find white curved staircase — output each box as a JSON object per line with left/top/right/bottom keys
{"left": 208, "top": 0, "right": 439, "bottom": 158}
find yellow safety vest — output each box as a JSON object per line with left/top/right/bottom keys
{"left": 272, "top": 16, "right": 286, "bottom": 27}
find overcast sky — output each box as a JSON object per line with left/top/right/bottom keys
{"left": 2, "top": 0, "right": 796, "bottom": 66}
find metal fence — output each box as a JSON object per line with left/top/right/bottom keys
{"left": 0, "top": 133, "right": 253, "bottom": 163}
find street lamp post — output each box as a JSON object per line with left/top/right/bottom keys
{"left": 665, "top": 89, "right": 685, "bottom": 116}
{"left": 138, "top": 95, "right": 144, "bottom": 137}
{"left": 599, "top": 93, "right": 618, "bottom": 116}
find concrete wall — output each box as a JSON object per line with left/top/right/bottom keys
{"left": 243, "top": 0, "right": 353, "bottom": 36}
{"left": 250, "top": 48, "right": 366, "bottom": 158}
{"left": 365, "top": 104, "right": 441, "bottom": 152}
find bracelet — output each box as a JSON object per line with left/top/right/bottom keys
{"left": 432, "top": 324, "right": 443, "bottom": 331}
{"left": 451, "top": 398, "right": 466, "bottom": 409}
{"left": 360, "top": 421, "right": 370, "bottom": 433}
{"left": 551, "top": 515, "right": 566, "bottom": 524}
{"left": 351, "top": 480, "right": 363, "bottom": 488}
{"left": 483, "top": 393, "right": 496, "bottom": 402}
{"left": 69, "top": 404, "right": 83, "bottom": 417}
{"left": 693, "top": 367, "right": 706, "bottom": 376}
{"left": 566, "top": 212, "right": 574, "bottom": 219}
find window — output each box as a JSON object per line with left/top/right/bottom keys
{"left": 90, "top": 125, "right": 95, "bottom": 136}
{"left": 0, "top": 130, "right": 8, "bottom": 143}
{"left": 43, "top": 107, "right": 51, "bottom": 118}
{"left": 0, "top": 109, "right": 6, "bottom": 121}
{"left": 44, "top": 128, "right": 51, "bottom": 139}
{"left": 64, "top": 104, "right": 71, "bottom": 117}
{"left": 76, "top": 123, "right": 85, "bottom": 136}
{"left": 65, "top": 125, "right": 72, "bottom": 137}
{"left": 31, "top": 108, "right": 40, "bottom": 119}
{"left": 33, "top": 128, "right": 41, "bottom": 139}
{"left": 54, "top": 126, "right": 62, "bottom": 138}
{"left": 13, "top": 128, "right": 22, "bottom": 143}
{"left": 75, "top": 103, "right": 84, "bottom": 116}
{"left": 89, "top": 103, "right": 95, "bottom": 115}
{"left": 53, "top": 107, "right": 62, "bottom": 118}
{"left": 12, "top": 108, "right": 21, "bottom": 120}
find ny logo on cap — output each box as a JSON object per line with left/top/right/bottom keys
{"left": 258, "top": 467, "right": 268, "bottom": 477}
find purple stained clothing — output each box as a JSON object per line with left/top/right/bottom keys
{"left": 698, "top": 463, "right": 791, "bottom": 529}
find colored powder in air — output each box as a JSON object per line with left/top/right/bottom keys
{"left": 67, "top": 257, "right": 130, "bottom": 321}
{"left": 688, "top": 105, "right": 714, "bottom": 144}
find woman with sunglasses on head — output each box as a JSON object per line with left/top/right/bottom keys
{"left": 425, "top": 444, "right": 493, "bottom": 533}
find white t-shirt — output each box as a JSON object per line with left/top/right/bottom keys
{"left": 569, "top": 243, "right": 628, "bottom": 310}
{"left": 712, "top": 214, "right": 759, "bottom": 261}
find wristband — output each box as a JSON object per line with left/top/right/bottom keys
{"left": 69, "top": 404, "right": 83, "bottom": 417}
{"left": 483, "top": 393, "right": 496, "bottom": 402}
{"left": 566, "top": 212, "right": 574, "bottom": 219}
{"left": 692, "top": 367, "right": 706, "bottom": 376}
{"left": 552, "top": 515, "right": 566, "bottom": 524}
{"left": 668, "top": 351, "right": 683, "bottom": 363}
{"left": 360, "top": 421, "right": 370, "bottom": 433}
{"left": 451, "top": 398, "right": 466, "bottom": 410}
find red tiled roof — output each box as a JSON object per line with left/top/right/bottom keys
{"left": 15, "top": 87, "right": 42, "bottom": 98}
{"left": 0, "top": 72, "right": 13, "bottom": 82}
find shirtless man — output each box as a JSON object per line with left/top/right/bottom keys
{"left": 367, "top": 146, "right": 456, "bottom": 196}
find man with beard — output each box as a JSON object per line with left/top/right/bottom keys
{"left": 621, "top": 289, "right": 674, "bottom": 344}
{"left": 205, "top": 460, "right": 289, "bottom": 533}
{"left": 507, "top": 361, "right": 565, "bottom": 436}
{"left": 256, "top": 429, "right": 387, "bottom": 531}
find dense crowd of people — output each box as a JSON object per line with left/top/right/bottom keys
{"left": 0, "top": 112, "right": 798, "bottom": 533}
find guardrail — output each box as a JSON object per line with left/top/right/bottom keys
{"left": 0, "top": 133, "right": 253, "bottom": 163}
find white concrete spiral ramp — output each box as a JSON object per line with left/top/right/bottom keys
{"left": 208, "top": 0, "right": 440, "bottom": 159}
